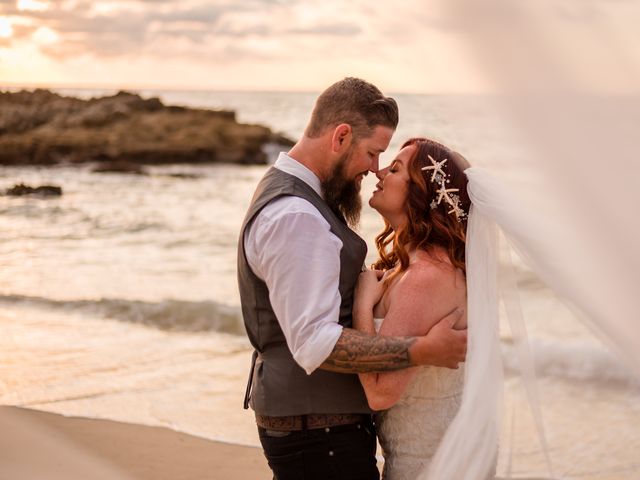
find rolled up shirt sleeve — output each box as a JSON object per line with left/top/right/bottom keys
{"left": 245, "top": 198, "right": 344, "bottom": 374}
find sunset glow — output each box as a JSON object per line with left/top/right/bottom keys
{"left": 17, "top": 0, "right": 49, "bottom": 12}
{"left": 0, "top": 0, "right": 637, "bottom": 94}
{"left": 0, "top": 18, "right": 13, "bottom": 39}
{"left": 32, "top": 26, "right": 59, "bottom": 45}
{"left": 0, "top": 0, "right": 491, "bottom": 93}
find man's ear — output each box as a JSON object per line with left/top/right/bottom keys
{"left": 330, "top": 124, "right": 352, "bottom": 153}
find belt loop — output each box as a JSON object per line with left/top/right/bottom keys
{"left": 301, "top": 414, "right": 308, "bottom": 435}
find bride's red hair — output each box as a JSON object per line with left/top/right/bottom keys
{"left": 372, "top": 138, "right": 470, "bottom": 279}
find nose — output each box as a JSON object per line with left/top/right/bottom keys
{"left": 370, "top": 156, "right": 379, "bottom": 173}
{"left": 376, "top": 167, "right": 388, "bottom": 180}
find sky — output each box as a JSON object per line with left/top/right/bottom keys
{"left": 0, "top": 0, "right": 637, "bottom": 94}
{"left": 0, "top": 0, "right": 491, "bottom": 93}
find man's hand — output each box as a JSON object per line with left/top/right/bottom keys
{"left": 409, "top": 308, "right": 467, "bottom": 369}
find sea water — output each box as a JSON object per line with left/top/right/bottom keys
{"left": 0, "top": 89, "right": 638, "bottom": 479}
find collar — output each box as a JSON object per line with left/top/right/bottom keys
{"left": 274, "top": 152, "right": 323, "bottom": 199}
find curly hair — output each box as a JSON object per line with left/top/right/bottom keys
{"left": 372, "top": 138, "right": 471, "bottom": 281}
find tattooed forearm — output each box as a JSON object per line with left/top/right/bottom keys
{"left": 320, "top": 328, "right": 416, "bottom": 374}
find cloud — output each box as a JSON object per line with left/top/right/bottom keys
{"left": 0, "top": 0, "right": 370, "bottom": 63}
{"left": 1, "top": 1, "right": 285, "bottom": 58}
{"left": 0, "top": 0, "right": 495, "bottom": 93}
{"left": 285, "top": 22, "right": 361, "bottom": 36}
{"left": 0, "top": 2, "right": 19, "bottom": 15}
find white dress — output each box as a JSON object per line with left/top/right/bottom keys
{"left": 374, "top": 319, "right": 465, "bottom": 480}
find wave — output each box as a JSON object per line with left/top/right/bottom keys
{"left": 502, "top": 338, "right": 640, "bottom": 388}
{"left": 0, "top": 202, "right": 170, "bottom": 237}
{"left": 0, "top": 294, "right": 245, "bottom": 335}
{"left": 1, "top": 294, "right": 637, "bottom": 387}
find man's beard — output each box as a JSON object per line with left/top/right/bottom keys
{"left": 321, "top": 151, "right": 362, "bottom": 228}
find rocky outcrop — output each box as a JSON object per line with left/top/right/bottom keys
{"left": 5, "top": 183, "right": 63, "bottom": 197}
{"left": 0, "top": 89, "right": 294, "bottom": 166}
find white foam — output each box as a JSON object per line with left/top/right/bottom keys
{"left": 502, "top": 337, "right": 640, "bottom": 388}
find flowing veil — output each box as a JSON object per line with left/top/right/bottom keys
{"left": 422, "top": 167, "right": 503, "bottom": 480}
{"left": 414, "top": 166, "right": 570, "bottom": 479}
{"left": 417, "top": 2, "right": 640, "bottom": 478}
{"left": 423, "top": 167, "right": 560, "bottom": 480}
{"left": 421, "top": 162, "right": 639, "bottom": 480}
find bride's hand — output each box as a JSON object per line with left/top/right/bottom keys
{"left": 354, "top": 269, "right": 385, "bottom": 312}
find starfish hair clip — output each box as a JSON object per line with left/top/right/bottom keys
{"left": 421, "top": 155, "right": 448, "bottom": 182}
{"left": 421, "top": 155, "right": 467, "bottom": 222}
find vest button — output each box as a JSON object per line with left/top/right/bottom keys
{"left": 329, "top": 450, "right": 334, "bottom": 456}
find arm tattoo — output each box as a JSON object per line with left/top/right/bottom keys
{"left": 320, "top": 328, "right": 416, "bottom": 373}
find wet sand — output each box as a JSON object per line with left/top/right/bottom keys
{"left": 0, "top": 406, "right": 270, "bottom": 480}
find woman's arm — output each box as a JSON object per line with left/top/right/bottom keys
{"left": 352, "top": 269, "right": 384, "bottom": 335}
{"left": 356, "top": 262, "right": 465, "bottom": 411}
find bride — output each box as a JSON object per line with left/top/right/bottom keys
{"left": 353, "top": 137, "right": 493, "bottom": 479}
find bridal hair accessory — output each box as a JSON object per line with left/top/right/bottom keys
{"left": 421, "top": 155, "right": 467, "bottom": 221}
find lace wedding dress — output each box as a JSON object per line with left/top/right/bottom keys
{"left": 374, "top": 319, "right": 466, "bottom": 480}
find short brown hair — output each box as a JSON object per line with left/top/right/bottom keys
{"left": 305, "top": 77, "right": 399, "bottom": 139}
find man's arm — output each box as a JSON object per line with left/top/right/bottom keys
{"left": 320, "top": 328, "right": 415, "bottom": 373}
{"left": 320, "top": 309, "right": 466, "bottom": 374}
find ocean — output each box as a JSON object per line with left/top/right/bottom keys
{"left": 1, "top": 89, "right": 638, "bottom": 479}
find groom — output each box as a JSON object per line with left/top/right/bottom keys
{"left": 238, "top": 77, "right": 466, "bottom": 480}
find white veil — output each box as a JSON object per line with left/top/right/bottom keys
{"left": 422, "top": 167, "right": 556, "bottom": 480}
{"left": 421, "top": 162, "right": 639, "bottom": 479}
{"left": 423, "top": 168, "right": 503, "bottom": 480}
{"left": 416, "top": 2, "right": 640, "bottom": 478}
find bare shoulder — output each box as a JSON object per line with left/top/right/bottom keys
{"left": 391, "top": 253, "right": 464, "bottom": 299}
{"left": 381, "top": 251, "right": 467, "bottom": 335}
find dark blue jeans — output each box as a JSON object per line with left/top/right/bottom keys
{"left": 258, "top": 418, "right": 379, "bottom": 480}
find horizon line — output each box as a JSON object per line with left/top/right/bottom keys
{"left": 0, "top": 80, "right": 484, "bottom": 97}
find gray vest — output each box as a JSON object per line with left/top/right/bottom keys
{"left": 238, "top": 167, "right": 372, "bottom": 416}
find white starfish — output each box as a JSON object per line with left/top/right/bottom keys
{"left": 421, "top": 155, "right": 448, "bottom": 182}
{"left": 448, "top": 203, "right": 465, "bottom": 218}
{"left": 436, "top": 182, "right": 459, "bottom": 205}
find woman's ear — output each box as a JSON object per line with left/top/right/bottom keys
{"left": 331, "top": 124, "right": 353, "bottom": 153}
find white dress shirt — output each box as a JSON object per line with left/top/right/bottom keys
{"left": 244, "top": 152, "right": 344, "bottom": 374}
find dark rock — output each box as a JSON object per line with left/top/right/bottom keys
{"left": 164, "top": 173, "right": 203, "bottom": 179}
{"left": 91, "top": 160, "right": 148, "bottom": 175}
{"left": 6, "top": 183, "right": 63, "bottom": 197}
{"left": 0, "top": 89, "right": 294, "bottom": 166}
{"left": 270, "top": 132, "right": 295, "bottom": 147}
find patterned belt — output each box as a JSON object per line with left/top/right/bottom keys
{"left": 255, "top": 413, "right": 369, "bottom": 431}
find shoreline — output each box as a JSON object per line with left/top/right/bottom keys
{"left": 0, "top": 406, "right": 270, "bottom": 480}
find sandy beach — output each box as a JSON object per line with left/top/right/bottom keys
{"left": 0, "top": 406, "right": 566, "bottom": 480}
{"left": 0, "top": 406, "right": 270, "bottom": 480}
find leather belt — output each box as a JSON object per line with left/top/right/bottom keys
{"left": 256, "top": 413, "right": 369, "bottom": 431}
